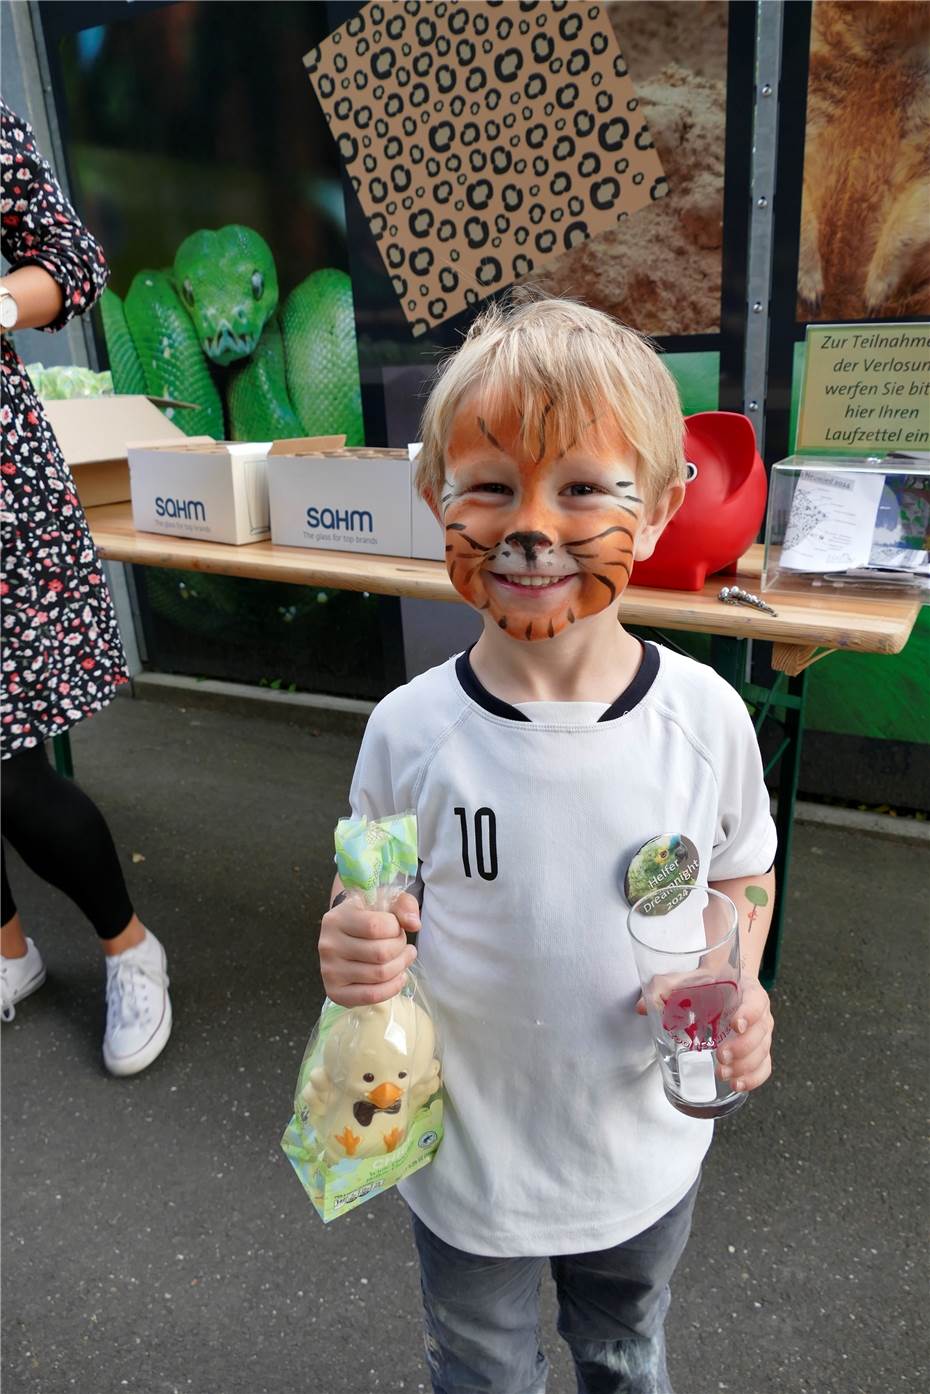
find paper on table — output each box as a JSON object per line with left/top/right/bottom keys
{"left": 779, "top": 471, "right": 886, "bottom": 572}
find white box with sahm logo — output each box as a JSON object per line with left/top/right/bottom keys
{"left": 128, "top": 436, "right": 345, "bottom": 545}
{"left": 267, "top": 445, "right": 412, "bottom": 556}
{"left": 128, "top": 439, "right": 273, "bottom": 545}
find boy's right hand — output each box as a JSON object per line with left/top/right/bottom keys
{"left": 318, "top": 891, "right": 421, "bottom": 1007}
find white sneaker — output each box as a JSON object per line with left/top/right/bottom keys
{"left": 1, "top": 938, "right": 47, "bottom": 1021}
{"left": 103, "top": 929, "right": 172, "bottom": 1076}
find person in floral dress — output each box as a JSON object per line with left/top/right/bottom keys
{"left": 1, "top": 99, "right": 171, "bottom": 1074}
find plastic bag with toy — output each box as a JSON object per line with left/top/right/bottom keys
{"left": 281, "top": 812, "right": 443, "bottom": 1222}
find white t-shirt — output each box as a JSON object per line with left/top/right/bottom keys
{"left": 513, "top": 700, "right": 610, "bottom": 723}
{"left": 348, "top": 642, "right": 777, "bottom": 1256}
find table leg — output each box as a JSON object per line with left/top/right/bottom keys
{"left": 52, "top": 733, "right": 74, "bottom": 779}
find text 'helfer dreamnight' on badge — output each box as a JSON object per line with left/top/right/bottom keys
{"left": 305, "top": 1, "right": 668, "bottom": 335}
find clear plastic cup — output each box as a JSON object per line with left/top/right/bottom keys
{"left": 628, "top": 884, "right": 747, "bottom": 1120}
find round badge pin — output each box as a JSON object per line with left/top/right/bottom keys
{"left": 624, "top": 833, "right": 700, "bottom": 916}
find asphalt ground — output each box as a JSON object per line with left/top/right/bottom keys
{"left": 2, "top": 691, "right": 927, "bottom": 1394}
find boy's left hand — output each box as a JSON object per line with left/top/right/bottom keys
{"left": 713, "top": 975, "right": 773, "bottom": 1094}
{"left": 636, "top": 974, "right": 774, "bottom": 1094}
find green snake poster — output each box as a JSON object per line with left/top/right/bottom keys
{"left": 101, "top": 228, "right": 364, "bottom": 445}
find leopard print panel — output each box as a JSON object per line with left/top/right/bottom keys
{"left": 305, "top": 1, "right": 667, "bottom": 335}
{"left": 441, "top": 400, "right": 644, "bottom": 641}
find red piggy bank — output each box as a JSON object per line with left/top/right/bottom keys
{"left": 632, "top": 411, "right": 767, "bottom": 591}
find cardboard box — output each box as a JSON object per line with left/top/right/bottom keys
{"left": 408, "top": 441, "right": 445, "bottom": 562}
{"left": 41, "top": 394, "right": 195, "bottom": 508}
{"left": 129, "top": 435, "right": 346, "bottom": 545}
{"left": 128, "top": 440, "right": 269, "bottom": 544}
{"left": 268, "top": 446, "right": 412, "bottom": 556}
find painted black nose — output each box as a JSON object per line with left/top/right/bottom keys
{"left": 505, "top": 530, "right": 551, "bottom": 562}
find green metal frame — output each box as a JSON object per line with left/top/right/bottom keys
{"left": 52, "top": 732, "right": 74, "bottom": 778}
{"left": 634, "top": 629, "right": 807, "bottom": 990}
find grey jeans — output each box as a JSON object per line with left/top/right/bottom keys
{"left": 410, "top": 1176, "right": 700, "bottom": 1394}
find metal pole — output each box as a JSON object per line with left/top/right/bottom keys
{"left": 743, "top": 0, "right": 785, "bottom": 452}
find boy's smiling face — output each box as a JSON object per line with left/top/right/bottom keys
{"left": 437, "top": 395, "right": 668, "bottom": 641}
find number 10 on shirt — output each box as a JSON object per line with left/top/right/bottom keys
{"left": 454, "top": 807, "right": 499, "bottom": 881}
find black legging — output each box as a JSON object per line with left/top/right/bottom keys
{"left": 1, "top": 743, "right": 134, "bottom": 939}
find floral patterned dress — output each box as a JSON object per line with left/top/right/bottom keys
{"left": 1, "top": 101, "right": 128, "bottom": 759}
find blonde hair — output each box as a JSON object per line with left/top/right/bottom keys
{"left": 415, "top": 292, "right": 686, "bottom": 508}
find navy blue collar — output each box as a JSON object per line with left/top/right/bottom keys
{"left": 455, "top": 640, "right": 660, "bottom": 723}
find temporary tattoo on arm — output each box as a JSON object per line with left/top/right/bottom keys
{"left": 744, "top": 884, "right": 770, "bottom": 933}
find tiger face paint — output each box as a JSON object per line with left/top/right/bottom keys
{"left": 438, "top": 398, "right": 662, "bottom": 642}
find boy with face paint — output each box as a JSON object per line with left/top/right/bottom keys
{"left": 318, "top": 296, "right": 777, "bottom": 1394}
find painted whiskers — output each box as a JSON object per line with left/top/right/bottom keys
{"left": 444, "top": 505, "right": 642, "bottom": 639}
{"left": 438, "top": 406, "right": 649, "bottom": 640}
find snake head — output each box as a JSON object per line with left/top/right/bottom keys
{"left": 173, "top": 225, "right": 278, "bottom": 366}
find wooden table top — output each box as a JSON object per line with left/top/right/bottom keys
{"left": 87, "top": 502, "right": 922, "bottom": 676}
